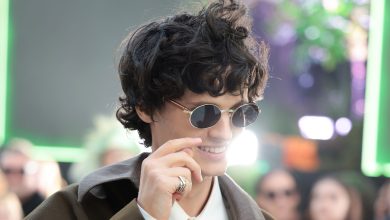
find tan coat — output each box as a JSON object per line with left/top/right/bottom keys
{"left": 26, "top": 153, "right": 274, "bottom": 220}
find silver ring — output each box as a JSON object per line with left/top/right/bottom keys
{"left": 175, "top": 176, "right": 186, "bottom": 193}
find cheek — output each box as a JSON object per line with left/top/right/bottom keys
{"left": 232, "top": 126, "right": 244, "bottom": 137}
{"left": 310, "top": 199, "right": 319, "bottom": 211}
{"left": 152, "top": 113, "right": 203, "bottom": 144}
{"left": 257, "top": 197, "right": 275, "bottom": 209}
{"left": 310, "top": 196, "right": 326, "bottom": 212}
{"left": 333, "top": 196, "right": 350, "bottom": 218}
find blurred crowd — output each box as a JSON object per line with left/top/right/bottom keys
{"left": 0, "top": 117, "right": 389, "bottom": 219}
{"left": 255, "top": 169, "right": 390, "bottom": 220}
{"left": 0, "top": 138, "right": 67, "bottom": 219}
{"left": 0, "top": 116, "right": 141, "bottom": 219}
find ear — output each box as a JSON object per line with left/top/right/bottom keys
{"left": 135, "top": 106, "right": 153, "bottom": 123}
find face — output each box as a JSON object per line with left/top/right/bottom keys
{"left": 0, "top": 153, "right": 38, "bottom": 199}
{"left": 310, "top": 178, "right": 350, "bottom": 220}
{"left": 256, "top": 170, "right": 300, "bottom": 220}
{"left": 149, "top": 90, "right": 248, "bottom": 177}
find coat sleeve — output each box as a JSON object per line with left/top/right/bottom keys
{"left": 24, "top": 185, "right": 89, "bottom": 220}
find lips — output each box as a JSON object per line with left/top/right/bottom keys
{"left": 197, "top": 146, "right": 227, "bottom": 154}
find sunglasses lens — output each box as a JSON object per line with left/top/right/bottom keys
{"left": 232, "top": 103, "right": 259, "bottom": 127}
{"left": 190, "top": 104, "right": 221, "bottom": 128}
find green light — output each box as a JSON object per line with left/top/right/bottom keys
{"left": 362, "top": 0, "right": 386, "bottom": 176}
{"left": 0, "top": 1, "right": 85, "bottom": 162}
{"left": 384, "top": 165, "right": 390, "bottom": 177}
{"left": 0, "top": 0, "right": 9, "bottom": 145}
{"left": 32, "top": 146, "right": 86, "bottom": 163}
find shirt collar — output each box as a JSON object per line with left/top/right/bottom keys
{"left": 170, "top": 177, "right": 228, "bottom": 220}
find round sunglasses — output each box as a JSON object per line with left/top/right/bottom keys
{"left": 168, "top": 99, "right": 260, "bottom": 129}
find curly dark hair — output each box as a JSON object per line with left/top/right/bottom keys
{"left": 116, "top": 0, "right": 269, "bottom": 147}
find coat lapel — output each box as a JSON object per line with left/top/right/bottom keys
{"left": 219, "top": 175, "right": 267, "bottom": 220}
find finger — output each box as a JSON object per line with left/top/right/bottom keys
{"left": 182, "top": 147, "right": 194, "bottom": 157}
{"left": 164, "top": 166, "right": 192, "bottom": 180}
{"left": 158, "top": 151, "right": 202, "bottom": 182}
{"left": 171, "top": 176, "right": 192, "bottom": 200}
{"left": 141, "top": 151, "right": 198, "bottom": 182}
{"left": 150, "top": 138, "right": 202, "bottom": 158}
{"left": 149, "top": 167, "right": 193, "bottom": 196}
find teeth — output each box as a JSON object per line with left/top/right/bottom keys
{"left": 198, "top": 146, "right": 226, "bottom": 154}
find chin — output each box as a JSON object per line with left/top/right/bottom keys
{"left": 194, "top": 146, "right": 229, "bottom": 177}
{"left": 199, "top": 160, "right": 228, "bottom": 177}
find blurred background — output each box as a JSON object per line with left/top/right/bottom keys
{"left": 0, "top": 0, "right": 389, "bottom": 219}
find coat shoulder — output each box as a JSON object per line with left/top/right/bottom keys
{"left": 25, "top": 184, "right": 89, "bottom": 220}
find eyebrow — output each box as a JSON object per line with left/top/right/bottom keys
{"left": 184, "top": 100, "right": 248, "bottom": 109}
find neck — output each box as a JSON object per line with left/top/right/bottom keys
{"left": 178, "top": 176, "right": 214, "bottom": 217}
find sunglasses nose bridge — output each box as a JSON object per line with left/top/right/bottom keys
{"left": 217, "top": 109, "right": 234, "bottom": 126}
{"left": 211, "top": 111, "right": 235, "bottom": 135}
{"left": 220, "top": 109, "right": 234, "bottom": 116}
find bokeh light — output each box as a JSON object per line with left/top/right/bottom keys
{"left": 298, "top": 116, "right": 334, "bottom": 140}
{"left": 335, "top": 117, "right": 352, "bottom": 136}
{"left": 227, "top": 129, "right": 259, "bottom": 166}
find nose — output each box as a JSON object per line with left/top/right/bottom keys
{"left": 208, "top": 112, "right": 234, "bottom": 141}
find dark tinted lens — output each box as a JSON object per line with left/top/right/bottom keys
{"left": 190, "top": 104, "right": 221, "bottom": 128}
{"left": 232, "top": 103, "right": 259, "bottom": 127}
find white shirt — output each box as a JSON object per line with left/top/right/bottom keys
{"left": 138, "top": 177, "right": 229, "bottom": 220}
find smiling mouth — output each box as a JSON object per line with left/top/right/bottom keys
{"left": 197, "top": 146, "right": 227, "bottom": 154}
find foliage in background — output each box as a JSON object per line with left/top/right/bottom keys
{"left": 266, "top": 0, "right": 369, "bottom": 73}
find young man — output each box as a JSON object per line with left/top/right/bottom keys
{"left": 27, "top": 0, "right": 272, "bottom": 219}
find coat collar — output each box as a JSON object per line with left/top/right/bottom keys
{"left": 77, "top": 152, "right": 149, "bottom": 202}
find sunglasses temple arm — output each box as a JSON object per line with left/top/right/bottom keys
{"left": 168, "top": 100, "right": 191, "bottom": 113}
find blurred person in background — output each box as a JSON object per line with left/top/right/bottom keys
{"left": 0, "top": 138, "right": 44, "bottom": 216}
{"left": 0, "top": 191, "right": 24, "bottom": 220}
{"left": 69, "top": 115, "right": 141, "bottom": 183}
{"left": 308, "top": 173, "right": 370, "bottom": 220}
{"left": 0, "top": 169, "right": 23, "bottom": 220}
{"left": 26, "top": 0, "right": 272, "bottom": 219}
{"left": 375, "top": 180, "right": 390, "bottom": 220}
{"left": 35, "top": 159, "right": 67, "bottom": 198}
{"left": 0, "top": 167, "right": 7, "bottom": 194}
{"left": 255, "top": 169, "right": 302, "bottom": 220}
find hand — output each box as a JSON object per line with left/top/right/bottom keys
{"left": 137, "top": 138, "right": 203, "bottom": 220}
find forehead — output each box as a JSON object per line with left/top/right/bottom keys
{"left": 0, "top": 152, "right": 29, "bottom": 166}
{"left": 314, "top": 179, "right": 346, "bottom": 194}
{"left": 179, "top": 89, "right": 249, "bottom": 106}
{"left": 261, "top": 171, "right": 296, "bottom": 189}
